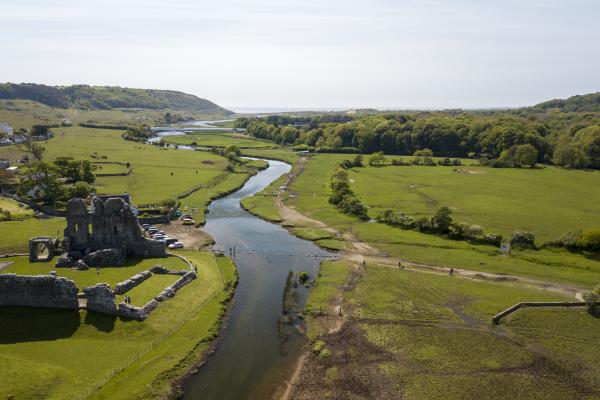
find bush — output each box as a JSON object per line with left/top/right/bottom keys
{"left": 510, "top": 230, "right": 536, "bottom": 250}
{"left": 577, "top": 230, "right": 600, "bottom": 252}
{"left": 483, "top": 233, "right": 503, "bottom": 247}
{"left": 68, "top": 181, "right": 92, "bottom": 199}
{"left": 391, "top": 159, "right": 409, "bottom": 166}
{"left": 583, "top": 287, "right": 600, "bottom": 314}
{"left": 559, "top": 230, "right": 583, "bottom": 250}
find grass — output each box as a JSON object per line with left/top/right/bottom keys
{"left": 0, "top": 126, "right": 230, "bottom": 205}
{"left": 305, "top": 260, "right": 352, "bottom": 315}
{"left": 303, "top": 261, "right": 600, "bottom": 399}
{"left": 121, "top": 274, "right": 180, "bottom": 306}
{"left": 0, "top": 218, "right": 65, "bottom": 253}
{"left": 348, "top": 161, "right": 600, "bottom": 242}
{"left": 290, "top": 228, "right": 333, "bottom": 241}
{"left": 1, "top": 255, "right": 187, "bottom": 290}
{"left": 0, "top": 250, "right": 237, "bottom": 400}
{"left": 179, "top": 171, "right": 251, "bottom": 225}
{"left": 163, "top": 132, "right": 277, "bottom": 148}
{"left": 287, "top": 154, "right": 600, "bottom": 287}
{"left": 0, "top": 197, "right": 34, "bottom": 219}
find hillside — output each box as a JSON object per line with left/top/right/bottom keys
{"left": 0, "top": 83, "right": 231, "bottom": 114}
{"left": 532, "top": 92, "right": 600, "bottom": 113}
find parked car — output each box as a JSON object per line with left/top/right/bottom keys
{"left": 182, "top": 219, "right": 195, "bottom": 226}
{"left": 174, "top": 210, "right": 182, "bottom": 218}
{"left": 168, "top": 242, "right": 184, "bottom": 249}
{"left": 165, "top": 238, "right": 178, "bottom": 245}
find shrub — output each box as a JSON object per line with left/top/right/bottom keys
{"left": 510, "top": 230, "right": 536, "bottom": 250}
{"left": 483, "top": 233, "right": 503, "bottom": 247}
{"left": 578, "top": 230, "right": 600, "bottom": 252}
{"left": 68, "top": 181, "right": 92, "bottom": 199}
{"left": 583, "top": 287, "right": 600, "bottom": 314}
{"left": 559, "top": 230, "right": 583, "bottom": 250}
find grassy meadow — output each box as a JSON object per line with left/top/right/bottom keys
{"left": 0, "top": 251, "right": 236, "bottom": 400}
{"left": 286, "top": 154, "right": 600, "bottom": 286}
{"left": 297, "top": 261, "right": 600, "bottom": 400}
{"left": 348, "top": 159, "right": 600, "bottom": 242}
{"left": 162, "top": 132, "right": 277, "bottom": 148}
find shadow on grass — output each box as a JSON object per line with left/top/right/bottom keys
{"left": 84, "top": 310, "right": 116, "bottom": 332}
{"left": 0, "top": 307, "right": 80, "bottom": 344}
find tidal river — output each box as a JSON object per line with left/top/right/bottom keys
{"left": 182, "top": 159, "right": 334, "bottom": 399}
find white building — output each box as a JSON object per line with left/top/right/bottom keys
{"left": 0, "top": 123, "right": 14, "bottom": 136}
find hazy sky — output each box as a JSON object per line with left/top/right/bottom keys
{"left": 1, "top": 0, "right": 599, "bottom": 111}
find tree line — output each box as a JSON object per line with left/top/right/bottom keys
{"left": 235, "top": 111, "right": 600, "bottom": 169}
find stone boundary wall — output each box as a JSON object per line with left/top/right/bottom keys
{"left": 115, "top": 271, "right": 197, "bottom": 321}
{"left": 114, "top": 270, "right": 152, "bottom": 295}
{"left": 93, "top": 161, "right": 133, "bottom": 177}
{"left": 0, "top": 274, "right": 79, "bottom": 310}
{"left": 492, "top": 301, "right": 600, "bottom": 323}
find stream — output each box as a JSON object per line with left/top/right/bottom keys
{"left": 181, "top": 159, "right": 335, "bottom": 399}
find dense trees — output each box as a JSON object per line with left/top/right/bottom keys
{"left": 238, "top": 111, "right": 600, "bottom": 170}
{"left": 0, "top": 83, "right": 229, "bottom": 112}
{"left": 553, "top": 126, "right": 600, "bottom": 169}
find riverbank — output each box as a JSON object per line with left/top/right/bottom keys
{"left": 230, "top": 152, "right": 600, "bottom": 400}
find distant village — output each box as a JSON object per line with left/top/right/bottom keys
{"left": 0, "top": 122, "right": 54, "bottom": 176}
{"left": 0, "top": 122, "right": 54, "bottom": 148}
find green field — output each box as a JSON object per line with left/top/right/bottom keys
{"left": 0, "top": 251, "right": 236, "bottom": 400}
{"left": 286, "top": 154, "right": 600, "bottom": 286}
{"left": 297, "top": 261, "right": 600, "bottom": 400}
{"left": 0, "top": 197, "right": 34, "bottom": 219}
{"left": 349, "top": 160, "right": 600, "bottom": 242}
{"left": 162, "top": 132, "right": 277, "bottom": 148}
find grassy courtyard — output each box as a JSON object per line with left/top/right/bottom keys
{"left": 0, "top": 251, "right": 236, "bottom": 400}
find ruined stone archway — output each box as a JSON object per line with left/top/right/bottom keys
{"left": 29, "top": 237, "right": 55, "bottom": 262}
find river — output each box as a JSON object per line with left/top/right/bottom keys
{"left": 181, "top": 159, "right": 334, "bottom": 399}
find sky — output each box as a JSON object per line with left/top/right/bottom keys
{"left": 1, "top": 0, "right": 599, "bottom": 111}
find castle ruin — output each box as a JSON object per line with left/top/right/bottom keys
{"left": 54, "top": 197, "right": 165, "bottom": 267}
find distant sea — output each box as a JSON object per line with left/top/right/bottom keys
{"left": 229, "top": 106, "right": 349, "bottom": 114}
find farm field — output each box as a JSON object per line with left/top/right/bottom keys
{"left": 0, "top": 251, "right": 236, "bottom": 400}
{"left": 162, "top": 132, "right": 277, "bottom": 148}
{"left": 294, "top": 262, "right": 600, "bottom": 400}
{"left": 348, "top": 160, "right": 600, "bottom": 242}
{"left": 286, "top": 154, "right": 600, "bottom": 286}
{"left": 0, "top": 126, "right": 267, "bottom": 206}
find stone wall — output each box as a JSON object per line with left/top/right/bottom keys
{"left": 0, "top": 274, "right": 79, "bottom": 310}
{"left": 118, "top": 299, "right": 159, "bottom": 321}
{"left": 84, "top": 283, "right": 117, "bottom": 314}
{"left": 114, "top": 270, "right": 152, "bottom": 295}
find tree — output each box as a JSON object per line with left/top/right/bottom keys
{"left": 19, "top": 140, "right": 46, "bottom": 161}
{"left": 430, "top": 206, "right": 453, "bottom": 233}
{"left": 513, "top": 144, "right": 538, "bottom": 167}
{"left": 68, "top": 181, "right": 92, "bottom": 199}
{"left": 18, "top": 162, "right": 65, "bottom": 206}
{"left": 353, "top": 154, "right": 364, "bottom": 167}
{"left": 368, "top": 151, "right": 386, "bottom": 166}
